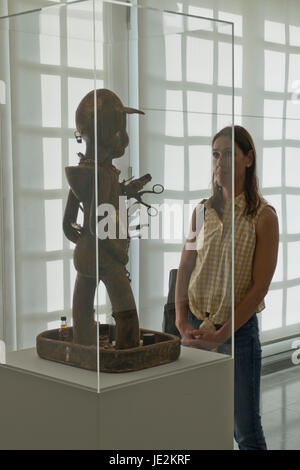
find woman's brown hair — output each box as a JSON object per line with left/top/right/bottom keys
{"left": 211, "top": 125, "right": 262, "bottom": 218}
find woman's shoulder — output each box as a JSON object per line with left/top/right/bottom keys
{"left": 191, "top": 198, "right": 210, "bottom": 215}
{"left": 258, "top": 196, "right": 277, "bottom": 217}
{"left": 256, "top": 198, "right": 279, "bottom": 233}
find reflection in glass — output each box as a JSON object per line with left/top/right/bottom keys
{"left": 187, "top": 37, "right": 213, "bottom": 84}
{"left": 288, "top": 53, "right": 300, "bottom": 92}
{"left": 262, "top": 289, "right": 283, "bottom": 331}
{"left": 166, "top": 89, "right": 183, "bottom": 111}
{"left": 218, "top": 11, "right": 243, "bottom": 37}
{"left": 289, "top": 25, "right": 300, "bottom": 46}
{"left": 165, "top": 110, "right": 184, "bottom": 136}
{"left": 187, "top": 91, "right": 212, "bottom": 113}
{"left": 41, "top": 75, "right": 61, "bottom": 127}
{"left": 285, "top": 118, "right": 300, "bottom": 140}
{"left": 188, "top": 6, "right": 214, "bottom": 32}
{"left": 165, "top": 34, "right": 182, "bottom": 81}
{"left": 264, "top": 50, "right": 286, "bottom": 92}
{"left": 285, "top": 147, "right": 300, "bottom": 186}
{"left": 272, "top": 242, "right": 283, "bottom": 283}
{"left": 262, "top": 147, "right": 282, "bottom": 188}
{"left": 188, "top": 112, "right": 212, "bottom": 136}
{"left": 288, "top": 241, "right": 300, "bottom": 280}
{"left": 45, "top": 200, "right": 63, "bottom": 251}
{"left": 162, "top": 198, "right": 183, "bottom": 243}
{"left": 287, "top": 286, "right": 300, "bottom": 325}
{"left": 46, "top": 260, "right": 64, "bottom": 312}
{"left": 67, "top": 77, "right": 103, "bottom": 128}
{"left": 287, "top": 195, "right": 300, "bottom": 233}
{"left": 218, "top": 43, "right": 242, "bottom": 88}
{"left": 43, "top": 138, "right": 62, "bottom": 190}
{"left": 267, "top": 195, "right": 282, "bottom": 233}
{"left": 264, "top": 20, "right": 286, "bottom": 44}
{"left": 164, "top": 145, "right": 184, "bottom": 191}
{"left": 40, "top": 34, "right": 60, "bottom": 65}
{"left": 264, "top": 109, "right": 283, "bottom": 140}
{"left": 188, "top": 145, "right": 211, "bottom": 190}
{"left": 0, "top": 80, "right": 6, "bottom": 104}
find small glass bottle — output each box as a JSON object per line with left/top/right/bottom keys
{"left": 58, "top": 316, "right": 69, "bottom": 341}
{"left": 142, "top": 333, "right": 155, "bottom": 346}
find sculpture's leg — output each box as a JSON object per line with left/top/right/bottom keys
{"left": 102, "top": 266, "right": 140, "bottom": 349}
{"left": 72, "top": 273, "right": 97, "bottom": 345}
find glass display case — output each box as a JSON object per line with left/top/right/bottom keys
{"left": 0, "top": 0, "right": 234, "bottom": 450}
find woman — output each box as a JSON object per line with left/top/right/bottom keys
{"left": 175, "top": 125, "right": 279, "bottom": 450}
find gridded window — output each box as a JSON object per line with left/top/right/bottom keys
{"left": 261, "top": 19, "right": 300, "bottom": 341}
{"left": 136, "top": 5, "right": 238, "bottom": 330}
{"left": 7, "top": 2, "right": 108, "bottom": 347}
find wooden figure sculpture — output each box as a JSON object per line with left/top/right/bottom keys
{"left": 36, "top": 88, "right": 181, "bottom": 372}
{"left": 63, "top": 89, "right": 143, "bottom": 349}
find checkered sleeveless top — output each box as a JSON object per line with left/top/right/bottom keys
{"left": 188, "top": 192, "right": 269, "bottom": 326}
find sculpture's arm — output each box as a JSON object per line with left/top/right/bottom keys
{"left": 120, "top": 173, "right": 152, "bottom": 198}
{"left": 63, "top": 189, "right": 81, "bottom": 243}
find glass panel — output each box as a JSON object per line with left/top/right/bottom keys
{"left": 241, "top": 115, "right": 296, "bottom": 344}
{"left": 245, "top": 107, "right": 300, "bottom": 343}
{"left": 94, "top": 0, "right": 234, "bottom": 399}
{"left": 0, "top": 0, "right": 98, "bottom": 391}
{"left": 0, "top": 0, "right": 235, "bottom": 450}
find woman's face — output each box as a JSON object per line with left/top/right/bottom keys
{"left": 212, "top": 136, "right": 253, "bottom": 190}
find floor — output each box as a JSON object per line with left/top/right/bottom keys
{"left": 260, "top": 365, "right": 300, "bottom": 450}
{"left": 234, "top": 365, "right": 300, "bottom": 450}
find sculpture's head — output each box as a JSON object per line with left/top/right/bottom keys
{"left": 75, "top": 89, "right": 144, "bottom": 161}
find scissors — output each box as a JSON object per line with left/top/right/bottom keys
{"left": 133, "top": 184, "right": 164, "bottom": 216}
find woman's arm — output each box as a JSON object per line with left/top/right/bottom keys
{"left": 216, "top": 205, "right": 279, "bottom": 343}
{"left": 175, "top": 205, "right": 201, "bottom": 337}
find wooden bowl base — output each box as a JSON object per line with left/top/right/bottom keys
{"left": 36, "top": 325, "right": 181, "bottom": 373}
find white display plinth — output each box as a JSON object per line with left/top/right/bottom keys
{"left": 0, "top": 347, "right": 233, "bottom": 450}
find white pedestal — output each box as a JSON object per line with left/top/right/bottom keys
{"left": 0, "top": 347, "right": 233, "bottom": 450}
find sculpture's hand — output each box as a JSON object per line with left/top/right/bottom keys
{"left": 121, "top": 173, "right": 152, "bottom": 198}
{"left": 71, "top": 222, "right": 83, "bottom": 234}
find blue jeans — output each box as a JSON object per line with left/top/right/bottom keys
{"left": 187, "top": 309, "right": 267, "bottom": 450}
